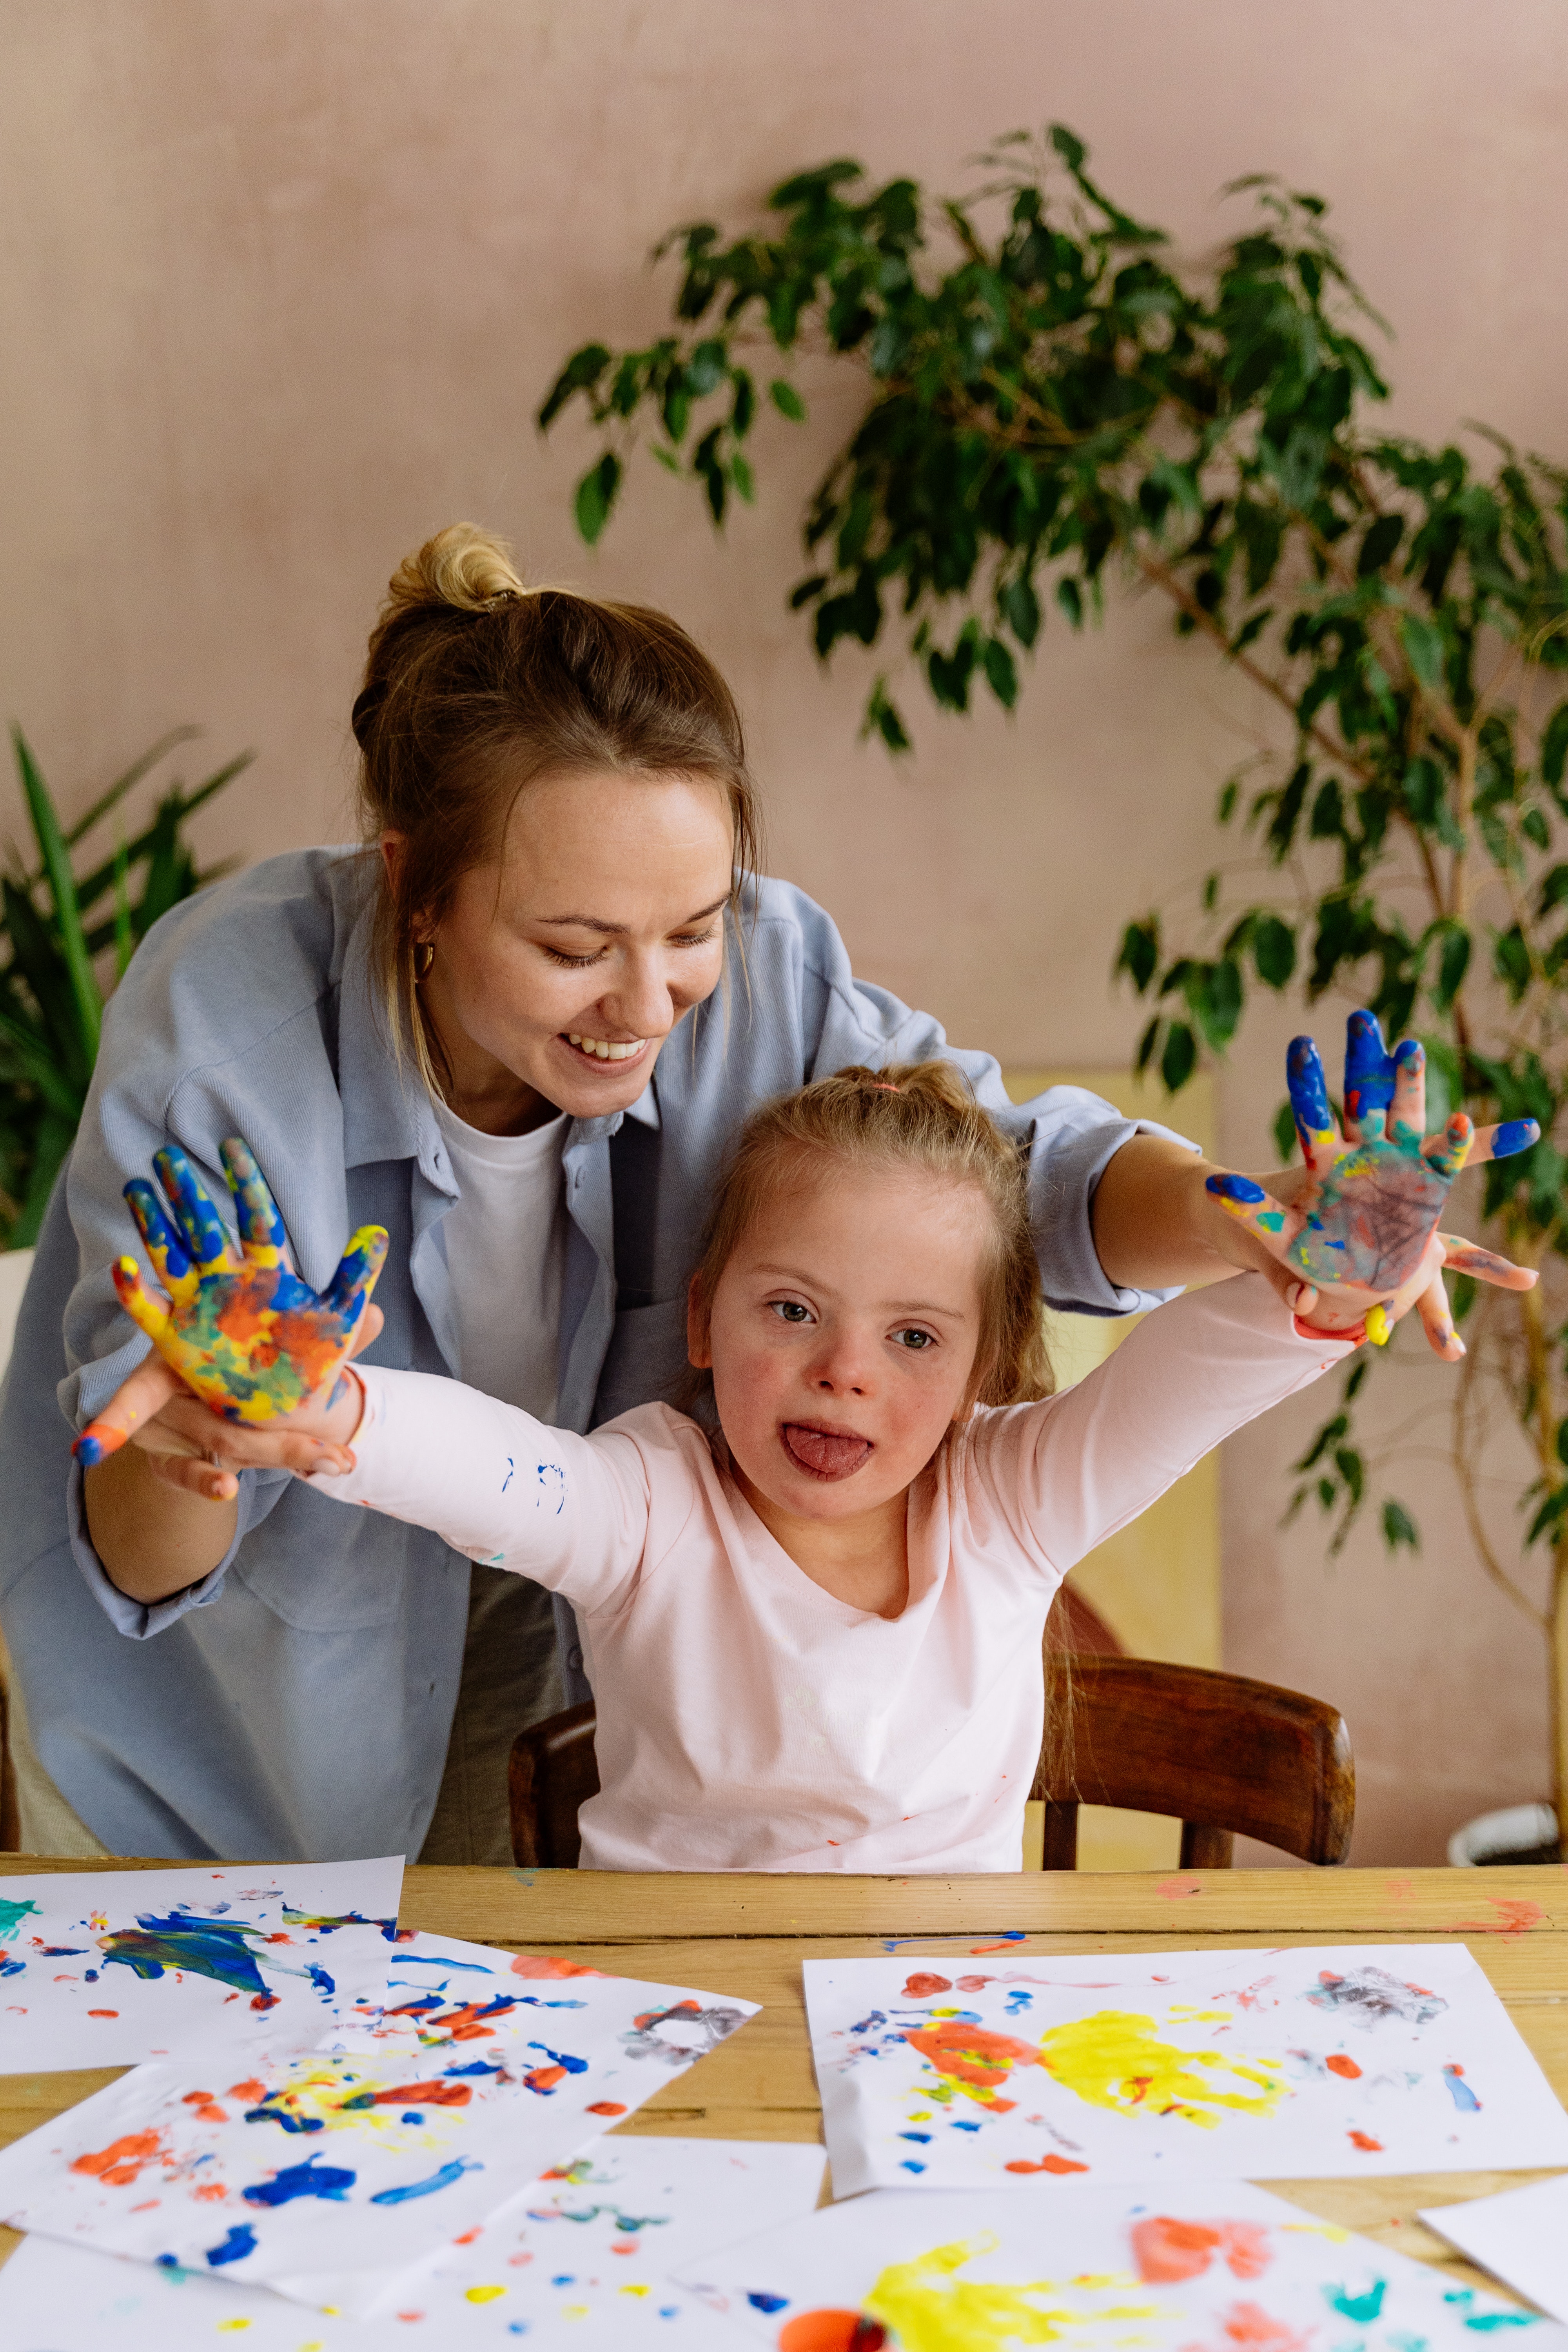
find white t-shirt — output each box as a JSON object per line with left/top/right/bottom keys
{"left": 431, "top": 1098, "right": 569, "bottom": 1418}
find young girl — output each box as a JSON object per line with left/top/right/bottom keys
{"left": 76, "top": 1040, "right": 1533, "bottom": 1873}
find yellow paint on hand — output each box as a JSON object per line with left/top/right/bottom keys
{"left": 864, "top": 2236, "right": 1163, "bottom": 2352}
{"left": 464, "top": 2284, "right": 506, "bottom": 2303}
{"left": 1037, "top": 2010, "right": 1287, "bottom": 2129}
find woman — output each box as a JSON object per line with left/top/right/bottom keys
{"left": 0, "top": 524, "right": 1303, "bottom": 1865}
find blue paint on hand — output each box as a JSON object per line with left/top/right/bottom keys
{"left": 1206, "top": 1173, "right": 1267, "bottom": 1204}
{"left": 243, "top": 2154, "right": 356, "bottom": 2207}
{"left": 370, "top": 2154, "right": 483, "bottom": 2205}
{"left": 1344, "top": 1009, "right": 1396, "bottom": 1122}
{"left": 1491, "top": 1119, "right": 1540, "bottom": 1158}
{"left": 205, "top": 2222, "right": 259, "bottom": 2268}
{"left": 1287, "top": 1034, "right": 1335, "bottom": 1138}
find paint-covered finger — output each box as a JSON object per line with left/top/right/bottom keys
{"left": 1414, "top": 1265, "right": 1463, "bottom": 1362}
{"left": 73, "top": 1349, "right": 186, "bottom": 1467}
{"left": 125, "top": 1178, "right": 195, "bottom": 1303}
{"left": 153, "top": 1147, "right": 236, "bottom": 1275}
{"left": 1343, "top": 1009, "right": 1396, "bottom": 1144}
{"left": 1388, "top": 1038, "right": 1426, "bottom": 1151}
{"left": 1439, "top": 1233, "right": 1539, "bottom": 1291}
{"left": 322, "top": 1225, "right": 390, "bottom": 1322}
{"left": 1465, "top": 1117, "right": 1541, "bottom": 1167}
{"left": 110, "top": 1254, "right": 174, "bottom": 1348}
{"left": 1204, "top": 1172, "right": 1294, "bottom": 1258}
{"left": 222, "top": 1137, "right": 288, "bottom": 1268}
{"left": 347, "top": 1303, "right": 385, "bottom": 1361}
{"left": 1421, "top": 1111, "right": 1475, "bottom": 1181}
{"left": 1285, "top": 1036, "right": 1341, "bottom": 1172}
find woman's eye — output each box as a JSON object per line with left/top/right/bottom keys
{"left": 674, "top": 927, "right": 719, "bottom": 951}
{"left": 770, "top": 1300, "right": 812, "bottom": 1324}
{"left": 543, "top": 947, "right": 605, "bottom": 969}
{"left": 893, "top": 1327, "right": 936, "bottom": 1351}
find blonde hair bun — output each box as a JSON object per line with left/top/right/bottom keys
{"left": 385, "top": 522, "right": 526, "bottom": 616}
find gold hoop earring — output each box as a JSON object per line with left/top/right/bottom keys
{"left": 413, "top": 941, "right": 435, "bottom": 983}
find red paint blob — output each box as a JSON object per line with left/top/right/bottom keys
{"left": 901, "top": 1973, "right": 952, "bottom": 1998}
{"left": 1325, "top": 2054, "right": 1362, "bottom": 2080}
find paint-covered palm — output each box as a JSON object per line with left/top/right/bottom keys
{"left": 73, "top": 1139, "right": 388, "bottom": 1465}
{"left": 1207, "top": 1011, "right": 1540, "bottom": 1358}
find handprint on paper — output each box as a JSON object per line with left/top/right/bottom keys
{"left": 1207, "top": 1011, "right": 1539, "bottom": 1358}
{"left": 73, "top": 1139, "right": 388, "bottom": 1465}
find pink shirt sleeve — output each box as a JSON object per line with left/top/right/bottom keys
{"left": 303, "top": 1372, "right": 656, "bottom": 1615}
{"left": 959, "top": 1271, "right": 1356, "bottom": 1577}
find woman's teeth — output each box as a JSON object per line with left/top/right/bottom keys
{"left": 566, "top": 1034, "right": 646, "bottom": 1062}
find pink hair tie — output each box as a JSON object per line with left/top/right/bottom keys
{"left": 869, "top": 1081, "right": 902, "bottom": 1093}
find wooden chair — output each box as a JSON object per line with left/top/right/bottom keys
{"left": 508, "top": 1595, "right": 1354, "bottom": 1871}
{"left": 1034, "top": 1653, "right": 1354, "bottom": 1869}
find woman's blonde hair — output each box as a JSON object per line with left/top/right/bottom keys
{"left": 690, "top": 1061, "right": 1053, "bottom": 1411}
{"left": 352, "top": 522, "right": 763, "bottom": 1099}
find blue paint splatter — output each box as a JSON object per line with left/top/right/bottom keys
{"left": 307, "top": 1964, "right": 335, "bottom": 1997}
{"left": 527, "top": 2041, "right": 589, "bottom": 2075}
{"left": 1443, "top": 2063, "right": 1481, "bottom": 2112}
{"left": 1328, "top": 2283, "right": 1387, "bottom": 2323}
{"left": 370, "top": 2154, "right": 483, "bottom": 2205}
{"left": 102, "top": 1911, "right": 270, "bottom": 1997}
{"left": 37, "top": 1945, "right": 88, "bottom": 1956}
{"left": 243, "top": 2155, "right": 356, "bottom": 2207}
{"left": 747, "top": 2293, "right": 789, "bottom": 2314}
{"left": 205, "top": 2223, "right": 258, "bottom": 2268}
{"left": 1005, "top": 1989, "right": 1033, "bottom": 2015}
{"left": 536, "top": 1462, "right": 566, "bottom": 1515}
{"left": 951, "top": 2120, "right": 981, "bottom": 2132}
{"left": 1206, "top": 1172, "right": 1267, "bottom": 1204}
{"left": 899, "top": 2158, "right": 927, "bottom": 2174}
{"left": 0, "top": 1959, "right": 25, "bottom": 1978}
{"left": 503, "top": 1457, "right": 515, "bottom": 1492}
{"left": 899, "top": 2131, "right": 932, "bottom": 2143}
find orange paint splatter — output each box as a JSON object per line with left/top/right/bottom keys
{"left": 779, "top": 2315, "right": 875, "bottom": 2352}
{"left": 1004, "top": 2154, "right": 1089, "bottom": 2175}
{"left": 1157, "top": 1878, "right": 1203, "bottom": 1898}
{"left": 510, "top": 1953, "right": 606, "bottom": 1980}
{"left": 86, "top": 2009, "right": 118, "bottom": 2018}
{"left": 452, "top": 2227, "right": 482, "bottom": 2245}
{"left": 227, "top": 2078, "right": 267, "bottom": 2102}
{"left": 902, "top": 2019, "right": 1042, "bottom": 2100}
{"left": 71, "top": 2128, "right": 167, "bottom": 2187}
{"left": 1458, "top": 1896, "right": 1546, "bottom": 1940}
{"left": 192, "top": 2181, "right": 229, "bottom": 2202}
{"left": 1348, "top": 2129, "right": 1383, "bottom": 2152}
{"left": 1325, "top": 2054, "right": 1361, "bottom": 2080}
{"left": 586, "top": 2101, "right": 626, "bottom": 2116}
{"left": 902, "top": 1973, "right": 952, "bottom": 1998}
{"left": 1221, "top": 2301, "right": 1312, "bottom": 2352}
{"left": 1132, "top": 2215, "right": 1272, "bottom": 2284}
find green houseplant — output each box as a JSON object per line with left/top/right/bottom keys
{"left": 538, "top": 130, "right": 1568, "bottom": 1849}
{"left": 0, "top": 725, "right": 251, "bottom": 1246}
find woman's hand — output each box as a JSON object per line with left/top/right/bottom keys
{"left": 1205, "top": 1011, "right": 1539, "bottom": 1359}
{"left": 74, "top": 1139, "right": 388, "bottom": 1502}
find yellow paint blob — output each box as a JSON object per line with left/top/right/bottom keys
{"left": 620, "top": 2283, "right": 652, "bottom": 2298}
{"left": 464, "top": 2285, "right": 507, "bottom": 2303}
{"left": 1037, "top": 2010, "right": 1287, "bottom": 2129}
{"left": 863, "top": 2236, "right": 1162, "bottom": 2352}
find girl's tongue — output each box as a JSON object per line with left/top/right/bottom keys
{"left": 781, "top": 1423, "right": 873, "bottom": 1480}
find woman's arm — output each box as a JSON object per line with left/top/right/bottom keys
{"left": 1090, "top": 1132, "right": 1309, "bottom": 1299}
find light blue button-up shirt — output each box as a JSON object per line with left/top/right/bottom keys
{"left": 0, "top": 850, "right": 1187, "bottom": 1860}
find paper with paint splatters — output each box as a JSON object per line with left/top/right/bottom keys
{"left": 802, "top": 1942, "right": 1568, "bottom": 2195}
{"left": 0, "top": 1929, "right": 759, "bottom": 2317}
{"left": 674, "top": 2176, "right": 1565, "bottom": 2351}
{"left": 0, "top": 2136, "right": 826, "bottom": 2350}
{"left": 0, "top": 1857, "right": 405, "bottom": 2072}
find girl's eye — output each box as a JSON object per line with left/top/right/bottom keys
{"left": 893, "top": 1327, "right": 936, "bottom": 1351}
{"left": 769, "top": 1300, "right": 813, "bottom": 1324}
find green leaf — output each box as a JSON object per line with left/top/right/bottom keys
{"left": 1527, "top": 1484, "right": 1568, "bottom": 1547}
{"left": 1056, "top": 577, "right": 1083, "bottom": 630}
{"left": 537, "top": 342, "right": 612, "bottom": 431}
{"left": 1334, "top": 1445, "right": 1364, "bottom": 1505}
{"left": 1432, "top": 927, "right": 1471, "bottom": 1012}
{"left": 12, "top": 728, "right": 100, "bottom": 1063}
{"left": 1357, "top": 514, "right": 1404, "bottom": 577}
{"left": 1272, "top": 1098, "right": 1298, "bottom": 1161}
{"left": 1252, "top": 915, "right": 1296, "bottom": 989}
{"left": 730, "top": 453, "right": 755, "bottom": 503}
{"left": 999, "top": 574, "right": 1040, "bottom": 650}
{"left": 1115, "top": 918, "right": 1160, "bottom": 995}
{"left": 1160, "top": 1020, "right": 1196, "bottom": 1093}
{"left": 983, "top": 637, "right": 1018, "bottom": 709}
{"left": 769, "top": 379, "right": 807, "bottom": 421}
{"left": 1542, "top": 701, "right": 1568, "bottom": 791}
{"left": 573, "top": 452, "right": 622, "bottom": 544}
{"left": 1381, "top": 1499, "right": 1419, "bottom": 1551}
{"left": 1401, "top": 612, "right": 1445, "bottom": 690}
{"left": 862, "top": 679, "right": 911, "bottom": 753}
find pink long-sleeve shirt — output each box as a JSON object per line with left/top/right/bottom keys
{"left": 310, "top": 1274, "right": 1351, "bottom": 1873}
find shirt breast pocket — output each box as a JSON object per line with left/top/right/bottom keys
{"left": 592, "top": 1296, "right": 692, "bottom": 1427}
{"left": 232, "top": 1479, "right": 416, "bottom": 1632}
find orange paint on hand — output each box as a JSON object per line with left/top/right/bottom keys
{"left": 71, "top": 2128, "right": 167, "bottom": 2187}
{"left": 1325, "top": 2053, "right": 1361, "bottom": 2079}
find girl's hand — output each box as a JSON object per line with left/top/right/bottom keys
{"left": 1205, "top": 1010, "right": 1539, "bottom": 1360}
{"left": 74, "top": 1139, "right": 388, "bottom": 1496}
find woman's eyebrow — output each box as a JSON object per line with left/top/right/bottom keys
{"left": 535, "top": 893, "right": 730, "bottom": 934}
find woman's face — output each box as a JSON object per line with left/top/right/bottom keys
{"left": 406, "top": 768, "right": 736, "bottom": 1120}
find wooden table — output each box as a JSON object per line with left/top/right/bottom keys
{"left": 2, "top": 1858, "right": 1565, "bottom": 2301}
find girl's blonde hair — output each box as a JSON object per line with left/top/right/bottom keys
{"left": 352, "top": 522, "right": 763, "bottom": 1100}
{"left": 690, "top": 1061, "right": 1053, "bottom": 1410}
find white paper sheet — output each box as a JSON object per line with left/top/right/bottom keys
{"left": 803, "top": 1942, "right": 1568, "bottom": 2192}
{"left": 0, "top": 2136, "right": 825, "bottom": 2349}
{"left": 1420, "top": 2172, "right": 1568, "bottom": 2322}
{"left": 675, "top": 2176, "right": 1566, "bottom": 2349}
{"left": 0, "top": 1857, "right": 405, "bottom": 2070}
{"left": 0, "top": 1929, "right": 760, "bottom": 2318}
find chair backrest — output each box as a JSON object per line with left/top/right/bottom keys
{"left": 1032, "top": 1652, "right": 1354, "bottom": 1868}
{"left": 508, "top": 1625, "right": 1353, "bottom": 1871}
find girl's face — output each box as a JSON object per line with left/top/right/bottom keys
{"left": 399, "top": 768, "right": 735, "bottom": 1120}
{"left": 690, "top": 1160, "right": 992, "bottom": 1526}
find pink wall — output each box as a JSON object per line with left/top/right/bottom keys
{"left": 3, "top": 0, "right": 1565, "bottom": 1859}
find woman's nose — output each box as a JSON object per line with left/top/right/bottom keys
{"left": 597, "top": 955, "right": 675, "bottom": 1040}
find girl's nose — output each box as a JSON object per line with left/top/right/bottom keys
{"left": 811, "top": 1338, "right": 873, "bottom": 1397}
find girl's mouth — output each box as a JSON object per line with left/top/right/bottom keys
{"left": 558, "top": 1032, "right": 651, "bottom": 1069}
{"left": 780, "top": 1422, "right": 874, "bottom": 1480}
